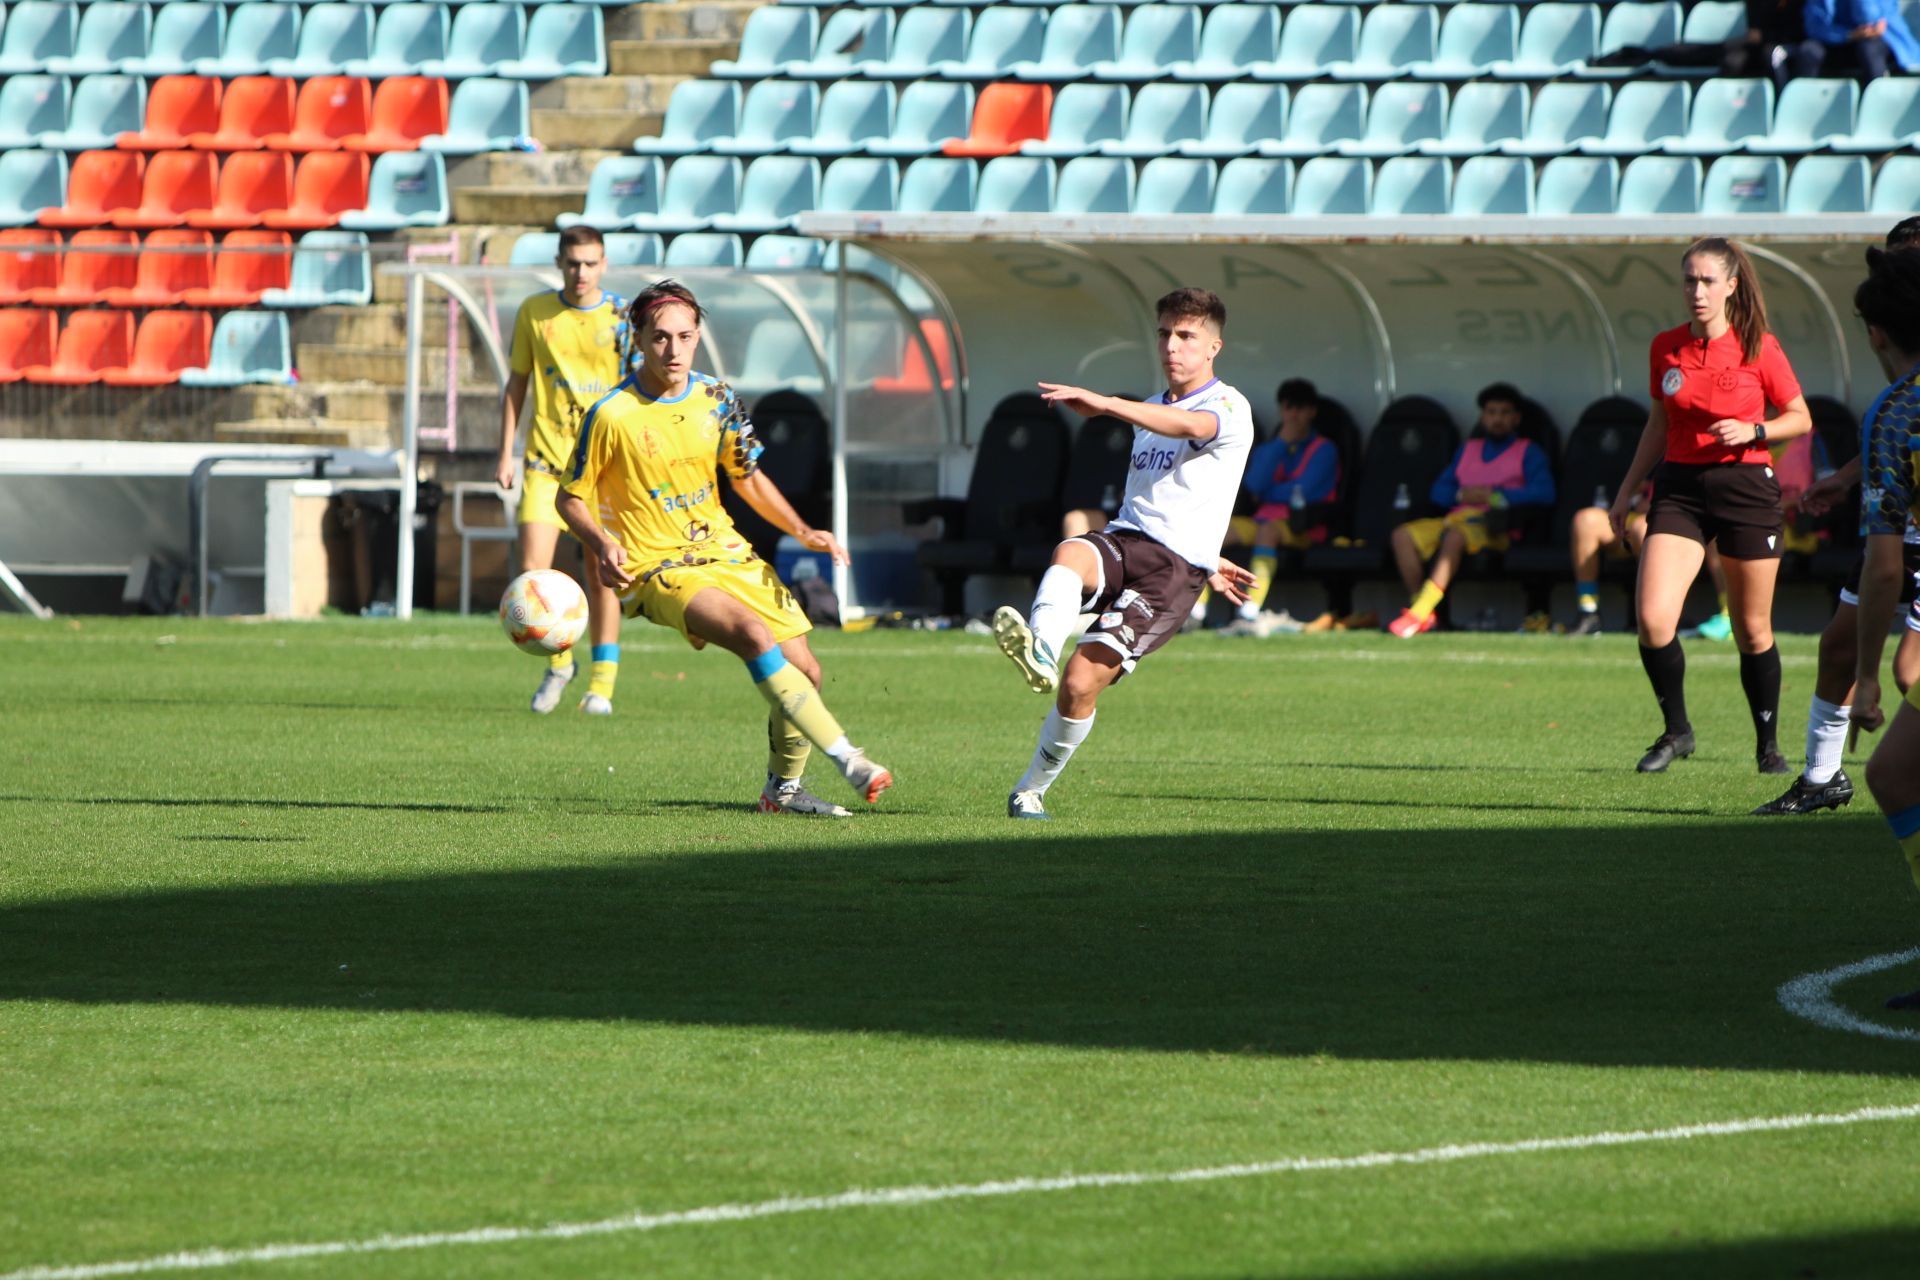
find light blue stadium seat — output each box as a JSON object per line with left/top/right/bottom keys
{"left": 711, "top": 155, "right": 817, "bottom": 233}
{"left": 975, "top": 154, "right": 1054, "bottom": 213}
{"left": 261, "top": 230, "right": 371, "bottom": 307}
{"left": 1180, "top": 81, "right": 1283, "bottom": 157}
{"left": 1092, "top": 3, "right": 1201, "bottom": 80}
{"left": 870, "top": 80, "right": 971, "bottom": 157}
{"left": 791, "top": 79, "right": 893, "bottom": 157}
{"left": 661, "top": 231, "right": 741, "bottom": 267}
{"left": 711, "top": 5, "right": 814, "bottom": 79}
{"left": 47, "top": 1, "right": 149, "bottom": 77}
{"left": 1579, "top": 79, "right": 1688, "bottom": 155}
{"left": 1326, "top": 3, "right": 1436, "bottom": 80}
{"left": 0, "top": 75, "right": 70, "bottom": 151}
{"left": 421, "top": 77, "right": 525, "bottom": 153}
{"left": 1535, "top": 154, "right": 1617, "bottom": 213}
{"left": 785, "top": 6, "right": 890, "bottom": 79}
{"left": 1054, "top": 154, "right": 1133, "bottom": 213}
{"left": 633, "top": 78, "right": 736, "bottom": 157}
{"left": 42, "top": 74, "right": 144, "bottom": 151}
{"left": 1172, "top": 3, "right": 1277, "bottom": 80}
{"left": 1251, "top": 5, "right": 1358, "bottom": 81}
{"left": 557, "top": 156, "right": 663, "bottom": 229}
{"left": 1678, "top": 0, "right": 1744, "bottom": 43}
{"left": 1663, "top": 78, "right": 1771, "bottom": 155}
{"left": 507, "top": 230, "right": 557, "bottom": 263}
{"left": 1022, "top": 82, "right": 1126, "bottom": 158}
{"left": 1451, "top": 153, "right": 1531, "bottom": 214}
{"left": 0, "top": 2, "right": 75, "bottom": 76}
{"left": 1408, "top": 3, "right": 1517, "bottom": 79}
{"left": 1749, "top": 78, "right": 1857, "bottom": 155}
{"left": 1419, "top": 80, "right": 1524, "bottom": 156}
{"left": 0, "top": 149, "right": 66, "bottom": 226}
{"left": 1134, "top": 155, "right": 1214, "bottom": 213}
{"left": 1291, "top": 155, "right": 1369, "bottom": 214}
{"left": 603, "top": 232, "right": 663, "bottom": 266}
{"left": 736, "top": 318, "right": 817, "bottom": 392}
{"left": 195, "top": 1, "right": 297, "bottom": 77}
{"left": 1011, "top": 4, "right": 1121, "bottom": 81}
{"left": 709, "top": 79, "right": 816, "bottom": 157}
{"left": 341, "top": 151, "right": 448, "bottom": 229}
{"left": 1213, "top": 155, "right": 1290, "bottom": 214}
{"left": 1581, "top": 0, "right": 1679, "bottom": 77}
{"left": 817, "top": 155, "right": 898, "bottom": 212}
{"left": 419, "top": 2, "right": 522, "bottom": 78}
{"left": 346, "top": 3, "right": 449, "bottom": 77}
{"left": 930, "top": 6, "right": 1045, "bottom": 80}
{"left": 1783, "top": 155, "right": 1869, "bottom": 214}
{"left": 745, "top": 234, "right": 825, "bottom": 270}
{"left": 1833, "top": 77, "right": 1920, "bottom": 153}
{"left": 1616, "top": 154, "right": 1700, "bottom": 214}
{"left": 125, "top": 2, "right": 224, "bottom": 76}
{"left": 180, "top": 311, "right": 292, "bottom": 387}
{"left": 1260, "top": 81, "right": 1362, "bottom": 157}
{"left": 1102, "top": 81, "right": 1205, "bottom": 156}
{"left": 496, "top": 4, "right": 602, "bottom": 78}
{"left": 1339, "top": 82, "right": 1445, "bottom": 157}
{"left": 1501, "top": 81, "right": 1608, "bottom": 155}
{"left": 860, "top": 5, "right": 966, "bottom": 79}
{"left": 1701, "top": 154, "right": 1784, "bottom": 214}
{"left": 1490, "top": 2, "right": 1598, "bottom": 77}
{"left": 265, "top": 3, "right": 371, "bottom": 77}
{"left": 1371, "top": 155, "right": 1449, "bottom": 214}
{"left": 898, "top": 155, "right": 976, "bottom": 211}
{"left": 1871, "top": 155, "right": 1920, "bottom": 216}
{"left": 628, "top": 154, "right": 739, "bottom": 233}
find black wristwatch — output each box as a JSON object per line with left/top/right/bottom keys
{"left": 1751, "top": 422, "right": 1768, "bottom": 445}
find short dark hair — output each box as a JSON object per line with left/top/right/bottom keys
{"left": 1276, "top": 377, "right": 1318, "bottom": 408}
{"left": 1155, "top": 286, "right": 1226, "bottom": 333}
{"left": 629, "top": 278, "right": 704, "bottom": 332}
{"left": 556, "top": 225, "right": 605, "bottom": 255}
{"left": 1477, "top": 381, "right": 1523, "bottom": 410}
{"left": 1857, "top": 245, "right": 1920, "bottom": 354}
{"left": 1888, "top": 217, "right": 1920, "bottom": 251}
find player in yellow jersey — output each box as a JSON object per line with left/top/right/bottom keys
{"left": 557, "top": 279, "right": 894, "bottom": 816}
{"left": 496, "top": 225, "right": 630, "bottom": 716}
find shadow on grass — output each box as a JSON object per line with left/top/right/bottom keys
{"left": 0, "top": 794, "right": 513, "bottom": 815}
{"left": 2, "top": 825, "right": 1916, "bottom": 1074}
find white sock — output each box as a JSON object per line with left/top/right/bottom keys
{"left": 1804, "top": 695, "right": 1850, "bottom": 785}
{"left": 1015, "top": 707, "right": 1094, "bottom": 796}
{"left": 1236, "top": 601, "right": 1258, "bottom": 621}
{"left": 1028, "top": 565, "right": 1085, "bottom": 668}
{"left": 823, "top": 735, "right": 855, "bottom": 764}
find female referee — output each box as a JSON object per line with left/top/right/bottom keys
{"left": 1608, "top": 237, "right": 1812, "bottom": 774}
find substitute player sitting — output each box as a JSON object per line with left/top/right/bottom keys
{"left": 557, "top": 280, "right": 893, "bottom": 816}
{"left": 991, "top": 286, "right": 1256, "bottom": 820}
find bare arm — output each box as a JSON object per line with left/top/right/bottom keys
{"left": 1852, "top": 532, "right": 1905, "bottom": 744}
{"left": 1037, "top": 383, "right": 1218, "bottom": 441}
{"left": 1608, "top": 403, "right": 1669, "bottom": 539}
{"left": 1704, "top": 393, "right": 1812, "bottom": 449}
{"left": 732, "top": 470, "right": 850, "bottom": 566}
{"left": 556, "top": 490, "right": 632, "bottom": 591}
{"left": 497, "top": 371, "right": 530, "bottom": 490}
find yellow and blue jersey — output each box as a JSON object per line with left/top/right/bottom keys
{"left": 508, "top": 289, "right": 631, "bottom": 474}
{"left": 1862, "top": 364, "right": 1920, "bottom": 537}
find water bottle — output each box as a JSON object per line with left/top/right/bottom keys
{"left": 1392, "top": 483, "right": 1411, "bottom": 515}
{"left": 1100, "top": 482, "right": 1119, "bottom": 512}
{"left": 791, "top": 557, "right": 820, "bottom": 583}
{"left": 1288, "top": 482, "right": 1307, "bottom": 533}
{"left": 1592, "top": 484, "right": 1608, "bottom": 509}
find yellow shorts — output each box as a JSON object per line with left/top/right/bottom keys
{"left": 1403, "top": 511, "right": 1508, "bottom": 559}
{"left": 622, "top": 554, "right": 811, "bottom": 650}
{"left": 1227, "top": 514, "right": 1314, "bottom": 550}
{"left": 516, "top": 465, "right": 573, "bottom": 531}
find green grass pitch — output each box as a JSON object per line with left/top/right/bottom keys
{"left": 3, "top": 614, "right": 1919, "bottom": 1278}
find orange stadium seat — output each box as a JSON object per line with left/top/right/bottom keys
{"left": 942, "top": 82, "right": 1052, "bottom": 158}
{"left": 261, "top": 152, "right": 369, "bottom": 229}
{"left": 264, "top": 75, "right": 372, "bottom": 152}
{"left": 21, "top": 308, "right": 134, "bottom": 384}
{"left": 342, "top": 76, "right": 448, "bottom": 153}
{"left": 101, "top": 227, "right": 212, "bottom": 306}
{"left": 28, "top": 228, "right": 138, "bottom": 305}
{"left": 188, "top": 76, "right": 295, "bottom": 151}
{"left": 117, "top": 75, "right": 222, "bottom": 151}
{"left": 0, "top": 229, "right": 62, "bottom": 305}
{"left": 110, "top": 149, "right": 218, "bottom": 228}
{"left": 100, "top": 308, "right": 212, "bottom": 385}
{"left": 0, "top": 308, "right": 57, "bottom": 383}
{"left": 39, "top": 149, "right": 144, "bottom": 228}
{"left": 187, "top": 150, "right": 294, "bottom": 229}
{"left": 179, "top": 228, "right": 292, "bottom": 306}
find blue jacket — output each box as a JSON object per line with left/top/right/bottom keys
{"left": 1244, "top": 433, "right": 1339, "bottom": 507}
{"left": 1804, "top": 0, "right": 1920, "bottom": 70}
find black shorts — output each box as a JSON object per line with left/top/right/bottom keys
{"left": 1839, "top": 540, "right": 1920, "bottom": 613}
{"left": 1068, "top": 528, "right": 1207, "bottom": 676}
{"left": 1646, "top": 461, "right": 1783, "bottom": 560}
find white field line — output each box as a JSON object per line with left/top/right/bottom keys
{"left": 7, "top": 1103, "right": 1920, "bottom": 1279}
{"left": 1777, "top": 947, "right": 1920, "bottom": 1043}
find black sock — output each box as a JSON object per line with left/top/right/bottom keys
{"left": 1739, "top": 645, "right": 1782, "bottom": 752}
{"left": 1639, "top": 639, "right": 1691, "bottom": 736}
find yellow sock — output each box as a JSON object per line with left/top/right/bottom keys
{"left": 548, "top": 649, "right": 573, "bottom": 673}
{"left": 768, "top": 710, "right": 810, "bottom": 782}
{"left": 1249, "top": 550, "right": 1277, "bottom": 610}
{"left": 1716, "top": 591, "right": 1730, "bottom": 616}
{"left": 1410, "top": 579, "right": 1445, "bottom": 621}
{"left": 748, "top": 651, "right": 846, "bottom": 752}
{"left": 587, "top": 644, "right": 619, "bottom": 701}
{"left": 1899, "top": 827, "right": 1920, "bottom": 892}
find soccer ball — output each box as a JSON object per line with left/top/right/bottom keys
{"left": 499, "top": 570, "right": 588, "bottom": 656}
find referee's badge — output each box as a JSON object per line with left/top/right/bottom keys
{"left": 1661, "top": 367, "right": 1685, "bottom": 396}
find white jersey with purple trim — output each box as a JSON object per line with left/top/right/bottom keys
{"left": 1107, "top": 376, "right": 1255, "bottom": 572}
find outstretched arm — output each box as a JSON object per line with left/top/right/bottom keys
{"left": 1038, "top": 383, "right": 1218, "bottom": 441}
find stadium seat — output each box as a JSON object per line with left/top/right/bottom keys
{"left": 0, "top": 308, "right": 57, "bottom": 383}
{"left": 40, "top": 149, "right": 143, "bottom": 228}
{"left": 816, "top": 155, "right": 898, "bottom": 213}
{"left": 506, "top": 230, "right": 556, "bottom": 264}
{"left": 710, "top": 5, "right": 815, "bottom": 79}
{"left": 186, "top": 149, "right": 291, "bottom": 228}
{"left": 260, "top": 228, "right": 370, "bottom": 306}
{"left": 784, "top": 6, "right": 891, "bottom": 79}
{"left": 1679, "top": 0, "right": 1745, "bottom": 44}
{"left": 420, "top": 76, "right": 521, "bottom": 154}
{"left": 1213, "top": 154, "right": 1291, "bottom": 213}
{"left": 339, "top": 151, "right": 446, "bottom": 228}
{"left": 1251, "top": 3, "right": 1358, "bottom": 80}
{"left": 1579, "top": 79, "right": 1688, "bottom": 155}
{"left": 1092, "top": 3, "right": 1201, "bottom": 81}
{"left": 1133, "top": 154, "right": 1214, "bottom": 214}
{"left": 1408, "top": 3, "right": 1517, "bottom": 79}
{"left": 1180, "top": 82, "right": 1284, "bottom": 157}
{"left": 20, "top": 307, "right": 133, "bottom": 384}
{"left": 0, "top": 2, "right": 77, "bottom": 77}
{"left": 944, "top": 82, "right": 1051, "bottom": 158}
{"left": 180, "top": 309, "right": 292, "bottom": 385}
{"left": 194, "top": 1, "right": 298, "bottom": 77}
{"left": 1260, "top": 81, "right": 1363, "bottom": 158}
{"left": 112, "top": 149, "right": 216, "bottom": 229}
{"left": 790, "top": 79, "right": 893, "bottom": 158}
{"left": 30, "top": 228, "right": 136, "bottom": 304}
{"left": 709, "top": 79, "right": 818, "bottom": 157}
{"left": 1327, "top": 3, "right": 1437, "bottom": 79}
{"left": 1010, "top": 4, "right": 1122, "bottom": 81}
{"left": 709, "top": 154, "right": 817, "bottom": 233}
{"left": 930, "top": 5, "right": 1044, "bottom": 80}
{"left": 1746, "top": 77, "right": 1855, "bottom": 155}
{"left": 47, "top": 1, "right": 150, "bottom": 77}
{"left": 626, "top": 154, "right": 739, "bottom": 233}
{"left": 346, "top": 3, "right": 449, "bottom": 77}
{"left": 660, "top": 231, "right": 741, "bottom": 267}
{"left": 1491, "top": 2, "right": 1598, "bottom": 77}
{"left": 860, "top": 5, "right": 968, "bottom": 80}
{"left": 602, "top": 231, "right": 662, "bottom": 267}
{"left": 0, "top": 151, "right": 68, "bottom": 227}
{"left": 1584, "top": 0, "right": 1681, "bottom": 77}
{"left": 1833, "top": 77, "right": 1920, "bottom": 153}
{"left": 1171, "top": 3, "right": 1279, "bottom": 81}
{"left": 1102, "top": 82, "right": 1206, "bottom": 157}
{"left": 633, "top": 78, "right": 737, "bottom": 157}
{"left": 897, "top": 155, "right": 977, "bottom": 211}
{"left": 264, "top": 77, "right": 374, "bottom": 153}
{"left": 743, "top": 233, "right": 826, "bottom": 270}
{"left": 498, "top": 2, "right": 603, "bottom": 77}
{"left": 43, "top": 74, "right": 146, "bottom": 153}
{"left": 1534, "top": 154, "right": 1617, "bottom": 213}
{"left": 1662, "top": 78, "right": 1771, "bottom": 156}
{"left": 1304, "top": 396, "right": 1459, "bottom": 578}
{"left": 1053, "top": 154, "right": 1133, "bottom": 213}
{"left": 0, "top": 75, "right": 71, "bottom": 152}
{"left": 420, "top": 2, "right": 523, "bottom": 78}
{"left": 1419, "top": 80, "right": 1524, "bottom": 156}
{"left": 1371, "top": 155, "right": 1449, "bottom": 215}
{"left": 342, "top": 77, "right": 449, "bottom": 152}
{"left": 1291, "top": 155, "right": 1369, "bottom": 214}
{"left": 1870, "top": 154, "right": 1920, "bottom": 216}
{"left": 187, "top": 75, "right": 293, "bottom": 151}
{"left": 870, "top": 80, "right": 971, "bottom": 157}
{"left": 1022, "top": 83, "right": 1126, "bottom": 158}
{"left": 99, "top": 308, "right": 212, "bottom": 386}
{"left": 126, "top": 2, "right": 225, "bottom": 76}
{"left": 1616, "top": 154, "right": 1701, "bottom": 214}
{"left": 101, "top": 227, "right": 212, "bottom": 306}
{"left": 261, "top": 151, "right": 369, "bottom": 229}
{"left": 180, "top": 227, "right": 291, "bottom": 304}
{"left": 1339, "top": 83, "right": 1445, "bottom": 158}
{"left": 736, "top": 318, "right": 820, "bottom": 394}
{"left": 265, "top": 2, "right": 373, "bottom": 78}
{"left": 1783, "top": 154, "right": 1869, "bottom": 214}
{"left": 118, "top": 76, "right": 221, "bottom": 152}
{"left": 1702, "top": 155, "right": 1784, "bottom": 214}
{"left": 1500, "top": 81, "right": 1608, "bottom": 156}
{"left": 975, "top": 154, "right": 1055, "bottom": 213}
{"left": 557, "top": 156, "right": 661, "bottom": 230}
{"left": 1451, "top": 153, "right": 1532, "bottom": 214}
{"left": 0, "top": 229, "right": 61, "bottom": 304}
{"left": 1502, "top": 395, "right": 1643, "bottom": 581}
{"left": 873, "top": 318, "right": 955, "bottom": 395}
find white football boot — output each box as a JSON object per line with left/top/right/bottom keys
{"left": 578, "top": 693, "right": 612, "bottom": 716}
{"left": 758, "top": 776, "right": 851, "bottom": 817}
{"left": 530, "top": 662, "right": 577, "bottom": 714}
{"left": 991, "top": 606, "right": 1058, "bottom": 694}
{"left": 1007, "top": 790, "right": 1050, "bottom": 820}
{"left": 834, "top": 747, "right": 894, "bottom": 805}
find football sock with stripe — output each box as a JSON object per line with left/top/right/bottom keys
{"left": 1576, "top": 581, "right": 1599, "bottom": 614}
{"left": 1890, "top": 805, "right": 1920, "bottom": 891}
{"left": 1739, "top": 645, "right": 1782, "bottom": 751}
{"left": 1803, "top": 694, "right": 1850, "bottom": 785}
{"left": 1015, "top": 707, "right": 1094, "bottom": 797}
{"left": 588, "top": 643, "right": 619, "bottom": 702}
{"left": 1409, "top": 579, "right": 1445, "bottom": 622}
{"left": 768, "top": 710, "right": 810, "bottom": 782}
{"left": 1639, "top": 639, "right": 1691, "bottom": 736}
{"left": 1248, "top": 547, "right": 1278, "bottom": 610}
{"left": 745, "top": 649, "right": 847, "bottom": 758}
{"left": 1028, "top": 564, "right": 1085, "bottom": 669}
{"left": 548, "top": 650, "right": 574, "bottom": 674}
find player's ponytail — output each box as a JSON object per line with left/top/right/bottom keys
{"left": 1685, "top": 237, "right": 1769, "bottom": 365}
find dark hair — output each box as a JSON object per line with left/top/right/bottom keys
{"left": 1683, "top": 237, "right": 1770, "bottom": 364}
{"left": 629, "top": 278, "right": 704, "bottom": 332}
{"left": 1856, "top": 245, "right": 1920, "bottom": 354}
{"left": 1476, "top": 381, "right": 1523, "bottom": 410}
{"left": 1276, "top": 377, "right": 1318, "bottom": 408}
{"left": 556, "top": 225, "right": 605, "bottom": 255}
{"left": 1155, "top": 286, "right": 1226, "bottom": 333}
{"left": 1887, "top": 217, "right": 1920, "bottom": 251}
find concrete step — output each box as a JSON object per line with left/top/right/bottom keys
{"left": 530, "top": 107, "right": 663, "bottom": 151}
{"left": 214, "top": 418, "right": 394, "bottom": 449}
{"left": 446, "top": 149, "right": 615, "bottom": 193}
{"left": 452, "top": 185, "right": 587, "bottom": 228}
{"left": 226, "top": 382, "right": 394, "bottom": 426}
{"left": 614, "top": 1, "right": 756, "bottom": 42}
{"left": 532, "top": 73, "right": 685, "bottom": 114}
{"left": 610, "top": 38, "right": 734, "bottom": 76}
{"left": 293, "top": 304, "right": 408, "bottom": 349}
{"left": 296, "top": 343, "right": 487, "bottom": 386}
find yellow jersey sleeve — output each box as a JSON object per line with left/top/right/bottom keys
{"left": 706, "top": 380, "right": 764, "bottom": 482}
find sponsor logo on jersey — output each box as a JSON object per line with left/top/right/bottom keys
{"left": 1133, "top": 445, "right": 1178, "bottom": 472}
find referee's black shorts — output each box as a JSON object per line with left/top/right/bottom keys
{"left": 1647, "top": 461, "right": 1783, "bottom": 560}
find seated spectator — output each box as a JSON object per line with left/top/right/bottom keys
{"left": 1386, "top": 383, "right": 1556, "bottom": 638}
{"left": 1218, "top": 378, "right": 1342, "bottom": 636}
{"left": 1564, "top": 482, "right": 1732, "bottom": 638}
{"left": 1727, "top": 0, "right": 1810, "bottom": 87}
{"left": 1791, "top": 0, "right": 1920, "bottom": 78}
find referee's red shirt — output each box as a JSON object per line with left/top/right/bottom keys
{"left": 1648, "top": 324, "right": 1801, "bottom": 466}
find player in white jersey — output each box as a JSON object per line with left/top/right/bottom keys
{"left": 991, "top": 286, "right": 1257, "bottom": 820}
